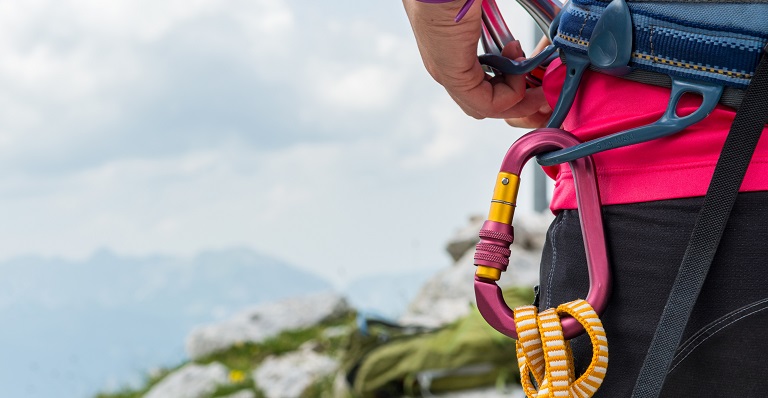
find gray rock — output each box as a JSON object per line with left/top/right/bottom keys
{"left": 144, "top": 362, "right": 229, "bottom": 398}
{"left": 445, "top": 213, "right": 550, "bottom": 262}
{"left": 511, "top": 211, "right": 551, "bottom": 252}
{"left": 186, "top": 292, "right": 350, "bottom": 359}
{"left": 253, "top": 343, "right": 338, "bottom": 398}
{"left": 400, "top": 213, "right": 551, "bottom": 328}
{"left": 446, "top": 215, "right": 486, "bottom": 262}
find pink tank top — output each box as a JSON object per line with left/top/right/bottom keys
{"left": 542, "top": 59, "right": 768, "bottom": 212}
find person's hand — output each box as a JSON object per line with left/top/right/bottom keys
{"left": 403, "top": 0, "right": 551, "bottom": 124}
{"left": 505, "top": 37, "right": 553, "bottom": 128}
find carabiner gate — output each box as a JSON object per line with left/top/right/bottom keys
{"left": 474, "top": 128, "right": 611, "bottom": 340}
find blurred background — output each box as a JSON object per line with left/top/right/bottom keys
{"left": 0, "top": 0, "right": 550, "bottom": 397}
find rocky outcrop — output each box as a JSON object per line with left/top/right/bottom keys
{"left": 446, "top": 213, "right": 550, "bottom": 262}
{"left": 445, "top": 215, "right": 487, "bottom": 262}
{"left": 253, "top": 342, "right": 338, "bottom": 398}
{"left": 186, "top": 292, "right": 350, "bottom": 359}
{"left": 104, "top": 213, "right": 552, "bottom": 398}
{"left": 400, "top": 213, "right": 551, "bottom": 328}
{"left": 144, "top": 362, "right": 230, "bottom": 398}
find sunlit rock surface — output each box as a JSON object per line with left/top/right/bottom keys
{"left": 253, "top": 343, "right": 338, "bottom": 398}
{"left": 185, "top": 292, "right": 350, "bottom": 359}
{"left": 144, "top": 362, "right": 229, "bottom": 398}
{"left": 400, "top": 213, "right": 551, "bottom": 328}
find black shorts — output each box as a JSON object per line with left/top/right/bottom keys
{"left": 538, "top": 191, "right": 768, "bottom": 397}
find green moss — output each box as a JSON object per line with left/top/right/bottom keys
{"left": 94, "top": 312, "right": 355, "bottom": 398}
{"left": 501, "top": 285, "right": 536, "bottom": 307}
{"left": 299, "top": 374, "right": 338, "bottom": 398}
{"left": 95, "top": 290, "right": 537, "bottom": 398}
{"left": 210, "top": 383, "right": 257, "bottom": 397}
{"left": 94, "top": 389, "right": 142, "bottom": 398}
{"left": 195, "top": 313, "right": 355, "bottom": 371}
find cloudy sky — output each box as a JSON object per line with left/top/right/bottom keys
{"left": 0, "top": 0, "right": 543, "bottom": 287}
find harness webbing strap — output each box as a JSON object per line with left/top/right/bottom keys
{"left": 514, "top": 299, "right": 608, "bottom": 398}
{"left": 554, "top": 0, "right": 768, "bottom": 89}
{"left": 621, "top": 0, "right": 768, "bottom": 2}
{"left": 598, "top": 67, "right": 747, "bottom": 110}
{"left": 631, "top": 45, "right": 768, "bottom": 398}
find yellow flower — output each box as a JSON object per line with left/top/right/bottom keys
{"left": 229, "top": 370, "right": 246, "bottom": 383}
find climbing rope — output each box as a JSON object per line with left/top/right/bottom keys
{"left": 513, "top": 299, "right": 608, "bottom": 398}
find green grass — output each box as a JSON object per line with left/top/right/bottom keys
{"left": 210, "top": 382, "right": 261, "bottom": 398}
{"left": 299, "top": 374, "right": 338, "bottom": 398}
{"left": 95, "top": 289, "right": 537, "bottom": 398}
{"left": 195, "top": 313, "right": 355, "bottom": 372}
{"left": 95, "top": 312, "right": 355, "bottom": 398}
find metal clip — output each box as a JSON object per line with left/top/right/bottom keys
{"left": 474, "top": 128, "right": 611, "bottom": 339}
{"left": 478, "top": 0, "right": 561, "bottom": 85}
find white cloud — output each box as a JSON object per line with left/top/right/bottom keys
{"left": 313, "top": 64, "right": 404, "bottom": 111}
{"left": 399, "top": 100, "right": 477, "bottom": 169}
{"left": 0, "top": 0, "right": 545, "bottom": 287}
{"left": 237, "top": 0, "right": 294, "bottom": 35}
{"left": 0, "top": 0, "right": 299, "bottom": 164}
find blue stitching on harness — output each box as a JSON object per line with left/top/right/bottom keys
{"left": 554, "top": 0, "right": 767, "bottom": 88}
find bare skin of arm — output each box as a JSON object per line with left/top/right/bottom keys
{"left": 403, "top": 0, "right": 551, "bottom": 127}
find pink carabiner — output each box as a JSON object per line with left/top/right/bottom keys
{"left": 474, "top": 128, "right": 611, "bottom": 340}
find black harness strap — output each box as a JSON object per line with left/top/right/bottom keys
{"left": 631, "top": 45, "right": 768, "bottom": 398}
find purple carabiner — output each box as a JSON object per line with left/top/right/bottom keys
{"left": 474, "top": 128, "right": 611, "bottom": 340}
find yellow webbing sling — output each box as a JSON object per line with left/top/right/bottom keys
{"left": 513, "top": 299, "right": 608, "bottom": 398}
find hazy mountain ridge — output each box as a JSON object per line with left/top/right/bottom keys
{"left": 0, "top": 248, "right": 334, "bottom": 398}
{"left": 94, "top": 213, "right": 551, "bottom": 398}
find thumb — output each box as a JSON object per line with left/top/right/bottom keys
{"left": 501, "top": 39, "right": 525, "bottom": 60}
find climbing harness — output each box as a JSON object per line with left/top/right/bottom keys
{"left": 421, "top": 0, "right": 767, "bottom": 164}
{"left": 413, "top": 0, "right": 768, "bottom": 396}
{"left": 543, "top": 0, "right": 634, "bottom": 129}
{"left": 630, "top": 45, "right": 768, "bottom": 398}
{"left": 536, "top": 78, "right": 724, "bottom": 166}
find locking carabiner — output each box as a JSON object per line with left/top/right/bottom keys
{"left": 474, "top": 128, "right": 611, "bottom": 340}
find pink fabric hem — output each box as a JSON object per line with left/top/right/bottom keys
{"left": 542, "top": 59, "right": 768, "bottom": 212}
{"left": 550, "top": 157, "right": 768, "bottom": 211}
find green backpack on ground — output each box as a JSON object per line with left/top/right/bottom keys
{"left": 341, "top": 287, "right": 534, "bottom": 397}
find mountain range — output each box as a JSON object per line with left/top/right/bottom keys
{"left": 0, "top": 247, "right": 440, "bottom": 398}
{"left": 0, "top": 248, "right": 334, "bottom": 398}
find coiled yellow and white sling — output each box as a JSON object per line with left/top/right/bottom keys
{"left": 513, "top": 299, "right": 608, "bottom": 398}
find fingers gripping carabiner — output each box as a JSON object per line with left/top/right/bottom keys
{"left": 479, "top": 46, "right": 558, "bottom": 75}
{"left": 474, "top": 128, "right": 611, "bottom": 340}
{"left": 478, "top": 0, "right": 561, "bottom": 79}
